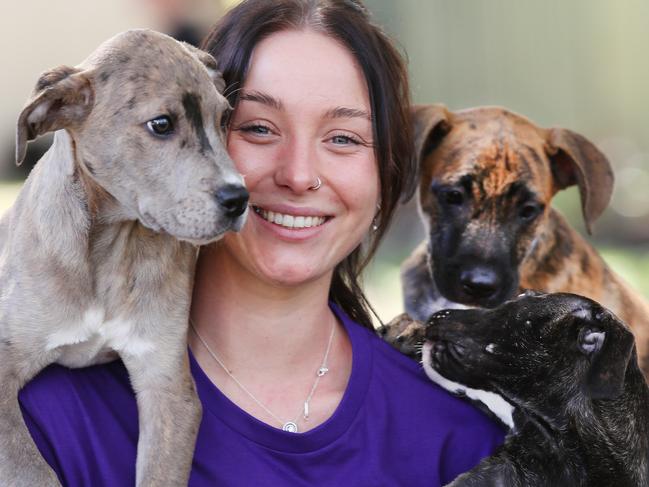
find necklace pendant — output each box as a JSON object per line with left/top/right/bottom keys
{"left": 282, "top": 421, "right": 298, "bottom": 433}
{"left": 317, "top": 366, "right": 329, "bottom": 377}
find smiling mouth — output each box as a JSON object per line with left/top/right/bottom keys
{"left": 253, "top": 206, "right": 329, "bottom": 229}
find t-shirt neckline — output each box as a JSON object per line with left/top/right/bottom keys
{"left": 189, "top": 302, "right": 374, "bottom": 454}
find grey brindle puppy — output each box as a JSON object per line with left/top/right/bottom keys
{"left": 0, "top": 30, "right": 248, "bottom": 486}
{"left": 422, "top": 292, "right": 649, "bottom": 487}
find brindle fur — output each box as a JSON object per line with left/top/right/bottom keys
{"left": 403, "top": 105, "right": 649, "bottom": 377}
{"left": 0, "top": 30, "right": 247, "bottom": 486}
{"left": 380, "top": 313, "right": 426, "bottom": 359}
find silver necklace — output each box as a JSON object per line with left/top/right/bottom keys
{"left": 190, "top": 318, "right": 336, "bottom": 433}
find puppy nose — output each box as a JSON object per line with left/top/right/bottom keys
{"left": 215, "top": 184, "right": 249, "bottom": 217}
{"left": 460, "top": 267, "right": 500, "bottom": 299}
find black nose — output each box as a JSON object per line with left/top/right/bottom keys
{"left": 459, "top": 267, "right": 500, "bottom": 299}
{"left": 215, "top": 184, "right": 248, "bottom": 218}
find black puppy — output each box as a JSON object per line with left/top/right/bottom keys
{"left": 421, "top": 292, "right": 649, "bottom": 487}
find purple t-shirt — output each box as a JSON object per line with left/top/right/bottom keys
{"left": 19, "top": 305, "right": 504, "bottom": 486}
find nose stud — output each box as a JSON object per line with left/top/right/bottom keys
{"left": 309, "top": 177, "right": 322, "bottom": 191}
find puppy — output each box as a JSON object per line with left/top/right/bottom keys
{"left": 422, "top": 292, "right": 649, "bottom": 486}
{"left": 378, "top": 313, "right": 425, "bottom": 359}
{"left": 403, "top": 105, "right": 649, "bottom": 375}
{"left": 1, "top": 30, "right": 246, "bottom": 486}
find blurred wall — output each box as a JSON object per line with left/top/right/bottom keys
{"left": 0, "top": 0, "right": 227, "bottom": 175}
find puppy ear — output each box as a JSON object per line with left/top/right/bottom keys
{"left": 16, "top": 66, "right": 94, "bottom": 166}
{"left": 407, "top": 104, "right": 451, "bottom": 200}
{"left": 579, "top": 323, "right": 634, "bottom": 399}
{"left": 182, "top": 43, "right": 226, "bottom": 95}
{"left": 546, "top": 128, "right": 614, "bottom": 234}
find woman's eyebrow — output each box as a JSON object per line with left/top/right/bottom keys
{"left": 325, "top": 106, "right": 371, "bottom": 120}
{"left": 239, "top": 90, "right": 283, "bottom": 110}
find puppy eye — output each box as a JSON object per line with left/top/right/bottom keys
{"left": 440, "top": 189, "right": 464, "bottom": 206}
{"left": 146, "top": 116, "right": 174, "bottom": 136}
{"left": 519, "top": 203, "right": 541, "bottom": 221}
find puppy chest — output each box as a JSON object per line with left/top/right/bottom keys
{"left": 47, "top": 307, "right": 154, "bottom": 367}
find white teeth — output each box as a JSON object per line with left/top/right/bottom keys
{"left": 256, "top": 207, "right": 326, "bottom": 229}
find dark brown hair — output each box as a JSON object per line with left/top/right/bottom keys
{"left": 202, "top": 0, "right": 414, "bottom": 329}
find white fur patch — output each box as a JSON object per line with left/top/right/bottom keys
{"left": 99, "top": 317, "right": 155, "bottom": 357}
{"left": 421, "top": 342, "right": 515, "bottom": 429}
{"left": 48, "top": 307, "right": 154, "bottom": 366}
{"left": 46, "top": 306, "right": 105, "bottom": 351}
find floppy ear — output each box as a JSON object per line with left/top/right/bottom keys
{"left": 578, "top": 323, "right": 634, "bottom": 399}
{"left": 16, "top": 65, "right": 94, "bottom": 166}
{"left": 546, "top": 128, "right": 614, "bottom": 234}
{"left": 182, "top": 43, "right": 226, "bottom": 95}
{"left": 406, "top": 104, "right": 452, "bottom": 200}
{"left": 412, "top": 104, "right": 451, "bottom": 166}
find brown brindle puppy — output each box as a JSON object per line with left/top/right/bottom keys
{"left": 401, "top": 104, "right": 649, "bottom": 376}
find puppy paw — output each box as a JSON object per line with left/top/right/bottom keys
{"left": 380, "top": 313, "right": 426, "bottom": 359}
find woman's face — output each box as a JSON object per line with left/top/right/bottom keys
{"left": 223, "top": 28, "right": 380, "bottom": 287}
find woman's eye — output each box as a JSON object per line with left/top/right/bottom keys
{"left": 239, "top": 124, "right": 272, "bottom": 136}
{"left": 330, "top": 134, "right": 359, "bottom": 145}
{"left": 146, "top": 116, "right": 174, "bottom": 136}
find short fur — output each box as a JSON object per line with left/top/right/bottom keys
{"left": 423, "top": 292, "right": 649, "bottom": 486}
{"left": 379, "top": 313, "right": 425, "bottom": 359}
{"left": 403, "top": 105, "right": 649, "bottom": 376}
{"left": 0, "top": 30, "right": 247, "bottom": 486}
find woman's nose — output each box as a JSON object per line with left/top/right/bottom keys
{"left": 274, "top": 138, "right": 318, "bottom": 193}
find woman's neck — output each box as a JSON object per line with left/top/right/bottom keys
{"left": 190, "top": 242, "right": 337, "bottom": 368}
{"left": 188, "top": 243, "right": 352, "bottom": 431}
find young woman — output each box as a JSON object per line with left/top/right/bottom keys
{"left": 20, "top": 1, "right": 504, "bottom": 485}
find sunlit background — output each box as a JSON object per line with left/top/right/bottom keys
{"left": 1, "top": 0, "right": 648, "bottom": 324}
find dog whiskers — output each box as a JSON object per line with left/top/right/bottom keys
{"left": 223, "top": 83, "right": 243, "bottom": 99}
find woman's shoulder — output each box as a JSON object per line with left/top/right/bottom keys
{"left": 348, "top": 321, "right": 506, "bottom": 483}
{"left": 354, "top": 322, "right": 504, "bottom": 438}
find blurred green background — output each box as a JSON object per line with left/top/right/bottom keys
{"left": 1, "top": 0, "right": 648, "bottom": 323}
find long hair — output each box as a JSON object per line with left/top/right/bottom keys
{"left": 202, "top": 0, "right": 414, "bottom": 329}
